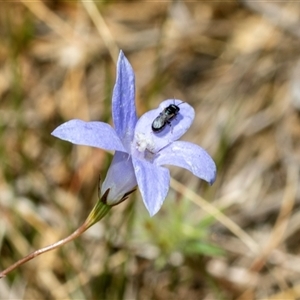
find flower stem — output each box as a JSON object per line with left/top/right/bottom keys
{"left": 85, "top": 194, "right": 112, "bottom": 229}
{"left": 0, "top": 201, "right": 111, "bottom": 279}
{"left": 0, "top": 222, "right": 88, "bottom": 278}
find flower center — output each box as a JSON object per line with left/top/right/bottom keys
{"left": 135, "top": 133, "right": 155, "bottom": 152}
{"left": 132, "top": 133, "right": 156, "bottom": 162}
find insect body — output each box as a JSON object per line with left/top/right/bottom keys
{"left": 152, "top": 103, "right": 181, "bottom": 133}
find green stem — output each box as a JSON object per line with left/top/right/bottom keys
{"left": 85, "top": 200, "right": 112, "bottom": 229}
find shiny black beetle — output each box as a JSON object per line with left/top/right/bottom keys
{"left": 152, "top": 102, "right": 183, "bottom": 133}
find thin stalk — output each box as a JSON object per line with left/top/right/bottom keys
{"left": 0, "top": 201, "right": 111, "bottom": 278}
{"left": 0, "top": 221, "right": 88, "bottom": 278}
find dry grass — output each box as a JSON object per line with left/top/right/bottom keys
{"left": 1, "top": 1, "right": 300, "bottom": 299}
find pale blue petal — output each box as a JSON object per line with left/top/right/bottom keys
{"left": 132, "top": 157, "right": 170, "bottom": 216}
{"left": 101, "top": 151, "right": 137, "bottom": 205}
{"left": 153, "top": 141, "right": 217, "bottom": 185}
{"left": 51, "top": 119, "right": 126, "bottom": 152}
{"left": 112, "top": 51, "right": 137, "bottom": 150}
{"left": 132, "top": 99, "right": 194, "bottom": 155}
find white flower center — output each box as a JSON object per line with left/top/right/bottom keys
{"left": 135, "top": 133, "right": 155, "bottom": 152}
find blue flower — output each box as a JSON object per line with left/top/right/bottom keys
{"left": 52, "top": 51, "right": 216, "bottom": 216}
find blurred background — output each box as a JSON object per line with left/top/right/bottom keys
{"left": 1, "top": 0, "right": 300, "bottom": 299}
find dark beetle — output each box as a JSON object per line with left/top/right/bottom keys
{"left": 152, "top": 103, "right": 182, "bottom": 133}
